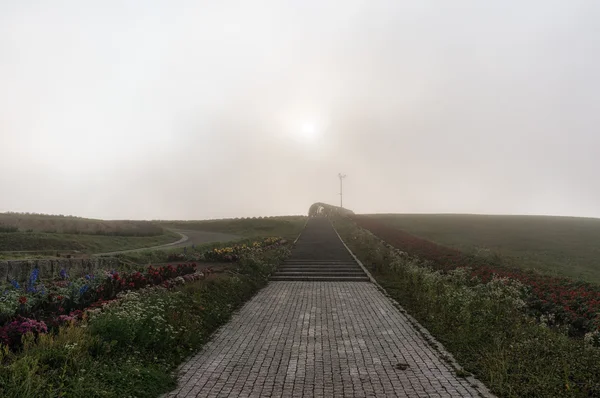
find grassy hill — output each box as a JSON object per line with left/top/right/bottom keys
{"left": 365, "top": 214, "right": 600, "bottom": 283}
{"left": 0, "top": 212, "right": 180, "bottom": 259}
{"left": 0, "top": 212, "right": 163, "bottom": 236}
{"left": 161, "top": 216, "right": 307, "bottom": 241}
{"left": 0, "top": 231, "right": 181, "bottom": 259}
{"left": 0, "top": 214, "right": 307, "bottom": 259}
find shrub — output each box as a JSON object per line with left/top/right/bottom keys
{"left": 0, "top": 318, "right": 48, "bottom": 350}
{"left": 0, "top": 225, "right": 18, "bottom": 233}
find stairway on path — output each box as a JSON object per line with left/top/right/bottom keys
{"left": 270, "top": 217, "right": 369, "bottom": 282}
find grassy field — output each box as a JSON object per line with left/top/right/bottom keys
{"left": 0, "top": 212, "right": 163, "bottom": 236}
{"left": 162, "top": 216, "right": 307, "bottom": 241}
{"left": 0, "top": 231, "right": 181, "bottom": 260}
{"left": 365, "top": 214, "right": 600, "bottom": 283}
{"left": 0, "top": 215, "right": 307, "bottom": 260}
{"left": 111, "top": 216, "right": 307, "bottom": 265}
{"left": 0, "top": 213, "right": 175, "bottom": 258}
{"left": 112, "top": 217, "right": 307, "bottom": 265}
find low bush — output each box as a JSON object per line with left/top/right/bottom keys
{"left": 0, "top": 225, "right": 18, "bottom": 233}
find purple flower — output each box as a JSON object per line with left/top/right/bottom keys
{"left": 59, "top": 269, "right": 69, "bottom": 280}
{"left": 27, "top": 268, "right": 40, "bottom": 293}
{"left": 10, "top": 280, "right": 20, "bottom": 289}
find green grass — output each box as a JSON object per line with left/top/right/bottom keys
{"left": 113, "top": 216, "right": 306, "bottom": 265}
{"left": 0, "top": 216, "right": 307, "bottom": 260}
{"left": 162, "top": 216, "right": 307, "bottom": 241}
{"left": 110, "top": 240, "right": 235, "bottom": 266}
{"left": 0, "top": 231, "right": 180, "bottom": 259}
{"left": 0, "top": 212, "right": 164, "bottom": 236}
{"left": 366, "top": 214, "right": 600, "bottom": 283}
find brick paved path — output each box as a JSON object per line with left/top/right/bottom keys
{"left": 169, "top": 281, "right": 491, "bottom": 397}
{"left": 167, "top": 219, "right": 491, "bottom": 397}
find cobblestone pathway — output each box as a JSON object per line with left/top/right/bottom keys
{"left": 167, "top": 281, "right": 490, "bottom": 397}
{"left": 167, "top": 218, "right": 491, "bottom": 397}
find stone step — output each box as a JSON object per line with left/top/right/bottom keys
{"left": 270, "top": 275, "right": 370, "bottom": 282}
{"left": 283, "top": 266, "right": 358, "bottom": 269}
{"left": 287, "top": 257, "right": 355, "bottom": 261}
{"left": 283, "top": 260, "right": 356, "bottom": 265}
{"left": 272, "top": 216, "right": 368, "bottom": 282}
{"left": 273, "top": 271, "right": 365, "bottom": 277}
{"left": 275, "top": 268, "right": 364, "bottom": 272}
{"left": 281, "top": 263, "right": 359, "bottom": 267}
{"left": 284, "top": 260, "right": 356, "bottom": 264}
{"left": 277, "top": 267, "right": 363, "bottom": 272}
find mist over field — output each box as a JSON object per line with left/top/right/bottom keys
{"left": 1, "top": 1, "right": 599, "bottom": 220}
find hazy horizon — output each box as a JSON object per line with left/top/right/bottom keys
{"left": 2, "top": 1, "right": 599, "bottom": 220}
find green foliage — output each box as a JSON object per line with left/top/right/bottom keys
{"left": 115, "top": 235, "right": 293, "bottom": 266}
{"left": 0, "top": 213, "right": 165, "bottom": 236}
{"left": 162, "top": 216, "right": 306, "bottom": 240}
{"left": 0, "top": 225, "right": 19, "bottom": 233}
{"left": 0, "top": 245, "right": 289, "bottom": 397}
{"left": 0, "top": 231, "right": 180, "bottom": 258}
{"left": 334, "top": 216, "right": 600, "bottom": 398}
{"left": 88, "top": 290, "right": 196, "bottom": 355}
{"left": 367, "top": 213, "right": 600, "bottom": 283}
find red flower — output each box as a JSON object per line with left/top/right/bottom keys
{"left": 18, "top": 296, "right": 27, "bottom": 305}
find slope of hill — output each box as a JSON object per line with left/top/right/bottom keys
{"left": 364, "top": 214, "right": 600, "bottom": 283}
{"left": 0, "top": 212, "right": 163, "bottom": 236}
{"left": 161, "top": 216, "right": 307, "bottom": 241}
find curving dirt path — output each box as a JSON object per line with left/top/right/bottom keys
{"left": 92, "top": 229, "right": 239, "bottom": 256}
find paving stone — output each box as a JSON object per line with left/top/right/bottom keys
{"left": 167, "top": 281, "right": 491, "bottom": 397}
{"left": 166, "top": 218, "right": 493, "bottom": 397}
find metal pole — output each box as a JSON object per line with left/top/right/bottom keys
{"left": 338, "top": 173, "right": 346, "bottom": 208}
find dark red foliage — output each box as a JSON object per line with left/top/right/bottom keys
{"left": 96, "top": 264, "right": 197, "bottom": 301}
{"left": 0, "top": 317, "right": 48, "bottom": 350}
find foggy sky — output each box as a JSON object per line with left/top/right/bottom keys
{"left": 1, "top": 1, "right": 599, "bottom": 220}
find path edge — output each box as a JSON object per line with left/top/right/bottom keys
{"left": 161, "top": 219, "right": 308, "bottom": 398}
{"left": 92, "top": 230, "right": 189, "bottom": 257}
{"left": 331, "top": 217, "right": 496, "bottom": 398}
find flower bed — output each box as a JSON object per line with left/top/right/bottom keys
{"left": 0, "top": 263, "right": 200, "bottom": 350}
{"left": 202, "top": 237, "right": 287, "bottom": 262}
{"left": 0, "top": 236, "right": 287, "bottom": 351}
{"left": 0, "top": 241, "right": 290, "bottom": 398}
{"left": 351, "top": 215, "right": 600, "bottom": 336}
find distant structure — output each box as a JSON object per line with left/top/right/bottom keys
{"left": 308, "top": 202, "right": 354, "bottom": 218}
